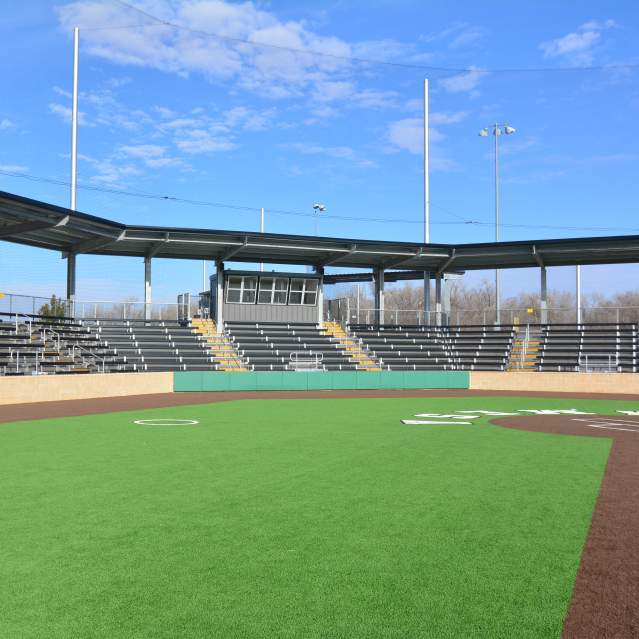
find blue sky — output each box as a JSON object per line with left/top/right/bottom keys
{"left": 1, "top": 0, "right": 638, "bottom": 304}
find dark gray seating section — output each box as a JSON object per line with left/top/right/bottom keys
{"left": 86, "top": 319, "right": 216, "bottom": 372}
{"left": 224, "top": 321, "right": 359, "bottom": 371}
{"left": 0, "top": 312, "right": 132, "bottom": 375}
{"left": 0, "top": 314, "right": 216, "bottom": 375}
{"left": 350, "top": 324, "right": 515, "bottom": 371}
{"left": 537, "top": 324, "right": 637, "bottom": 372}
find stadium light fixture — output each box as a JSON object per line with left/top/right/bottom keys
{"left": 312, "top": 203, "right": 326, "bottom": 237}
{"left": 478, "top": 123, "right": 516, "bottom": 325}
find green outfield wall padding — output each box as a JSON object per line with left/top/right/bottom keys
{"left": 174, "top": 370, "right": 469, "bottom": 392}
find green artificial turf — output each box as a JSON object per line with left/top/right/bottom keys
{"left": 1, "top": 395, "right": 633, "bottom": 638}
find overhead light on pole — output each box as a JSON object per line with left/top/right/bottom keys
{"left": 478, "top": 123, "right": 516, "bottom": 326}
{"left": 312, "top": 202, "right": 326, "bottom": 236}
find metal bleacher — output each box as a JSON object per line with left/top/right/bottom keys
{"left": 2, "top": 311, "right": 636, "bottom": 376}
{"left": 0, "top": 313, "right": 217, "bottom": 375}
{"left": 224, "top": 321, "right": 359, "bottom": 371}
{"left": 350, "top": 324, "right": 515, "bottom": 371}
{"left": 537, "top": 324, "right": 637, "bottom": 372}
{"left": 0, "top": 312, "right": 132, "bottom": 375}
{"left": 85, "top": 319, "right": 216, "bottom": 372}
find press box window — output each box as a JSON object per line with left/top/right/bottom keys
{"left": 258, "top": 277, "right": 289, "bottom": 305}
{"left": 289, "top": 278, "right": 318, "bottom": 305}
{"left": 226, "top": 276, "right": 258, "bottom": 304}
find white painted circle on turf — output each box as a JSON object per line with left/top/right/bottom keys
{"left": 134, "top": 419, "right": 199, "bottom": 426}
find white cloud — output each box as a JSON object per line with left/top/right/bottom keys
{"left": 49, "top": 102, "right": 90, "bottom": 125}
{"left": 119, "top": 144, "right": 166, "bottom": 159}
{"left": 387, "top": 118, "right": 446, "bottom": 154}
{"left": 351, "top": 89, "right": 398, "bottom": 109}
{"left": 153, "top": 106, "right": 177, "bottom": 119}
{"left": 80, "top": 154, "right": 142, "bottom": 184}
{"left": 539, "top": 19, "right": 617, "bottom": 65}
{"left": 176, "top": 129, "right": 236, "bottom": 154}
{"left": 144, "top": 157, "right": 186, "bottom": 168}
{"left": 289, "top": 143, "right": 354, "bottom": 159}
{"left": 0, "top": 164, "right": 28, "bottom": 172}
{"left": 420, "top": 22, "right": 485, "bottom": 50}
{"left": 118, "top": 143, "right": 187, "bottom": 167}
{"left": 387, "top": 116, "right": 460, "bottom": 155}
{"left": 430, "top": 111, "right": 468, "bottom": 125}
{"left": 449, "top": 26, "right": 485, "bottom": 49}
{"left": 386, "top": 114, "right": 464, "bottom": 171}
{"left": 56, "top": 1, "right": 406, "bottom": 110}
{"left": 387, "top": 118, "right": 422, "bottom": 154}
{"left": 0, "top": 119, "right": 15, "bottom": 130}
{"left": 286, "top": 142, "right": 376, "bottom": 168}
{"left": 439, "top": 67, "right": 487, "bottom": 94}
{"left": 53, "top": 86, "right": 72, "bottom": 99}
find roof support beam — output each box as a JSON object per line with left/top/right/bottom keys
{"left": 532, "top": 245, "right": 545, "bottom": 268}
{"left": 71, "top": 230, "right": 125, "bottom": 254}
{"left": 220, "top": 237, "right": 248, "bottom": 261}
{"left": 318, "top": 244, "right": 357, "bottom": 267}
{"left": 0, "top": 219, "right": 64, "bottom": 238}
{"left": 145, "top": 233, "right": 169, "bottom": 258}
{"left": 437, "top": 249, "right": 456, "bottom": 274}
{"left": 383, "top": 249, "right": 423, "bottom": 269}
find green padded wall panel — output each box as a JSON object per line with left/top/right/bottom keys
{"left": 174, "top": 370, "right": 469, "bottom": 392}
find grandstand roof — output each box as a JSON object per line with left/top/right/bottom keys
{"left": 2, "top": 189, "right": 639, "bottom": 274}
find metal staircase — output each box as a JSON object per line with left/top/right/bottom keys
{"left": 507, "top": 325, "right": 541, "bottom": 371}
{"left": 191, "top": 318, "right": 251, "bottom": 371}
{"left": 323, "top": 321, "right": 383, "bottom": 371}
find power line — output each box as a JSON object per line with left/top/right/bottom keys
{"left": 103, "top": 0, "right": 639, "bottom": 76}
{"left": 2, "top": 168, "right": 639, "bottom": 235}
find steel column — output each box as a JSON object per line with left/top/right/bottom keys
{"left": 144, "top": 256, "right": 152, "bottom": 320}
{"left": 576, "top": 265, "right": 582, "bottom": 324}
{"left": 540, "top": 266, "right": 548, "bottom": 324}
{"left": 215, "top": 261, "right": 224, "bottom": 331}
{"left": 66, "top": 253, "right": 76, "bottom": 316}
{"left": 375, "top": 267, "right": 385, "bottom": 325}
{"left": 435, "top": 272, "right": 442, "bottom": 326}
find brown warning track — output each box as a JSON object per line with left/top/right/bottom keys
{"left": 3, "top": 387, "right": 639, "bottom": 425}
{"left": 495, "top": 414, "right": 639, "bottom": 639}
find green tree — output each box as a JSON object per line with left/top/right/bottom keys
{"left": 38, "top": 294, "right": 67, "bottom": 318}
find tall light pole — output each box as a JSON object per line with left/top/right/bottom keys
{"left": 67, "top": 26, "right": 80, "bottom": 317}
{"left": 423, "top": 78, "right": 431, "bottom": 325}
{"left": 259, "top": 206, "right": 265, "bottom": 272}
{"left": 70, "top": 27, "right": 79, "bottom": 212}
{"left": 479, "top": 123, "right": 515, "bottom": 325}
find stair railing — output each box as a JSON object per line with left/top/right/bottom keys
{"left": 71, "top": 342, "right": 106, "bottom": 373}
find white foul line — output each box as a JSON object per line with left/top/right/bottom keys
{"left": 401, "top": 420, "right": 473, "bottom": 425}
{"left": 586, "top": 424, "right": 639, "bottom": 433}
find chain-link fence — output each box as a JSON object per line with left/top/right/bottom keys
{"left": 329, "top": 301, "right": 639, "bottom": 326}
{"left": 0, "top": 292, "right": 201, "bottom": 321}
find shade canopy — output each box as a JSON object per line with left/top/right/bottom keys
{"left": 2, "top": 189, "right": 639, "bottom": 273}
